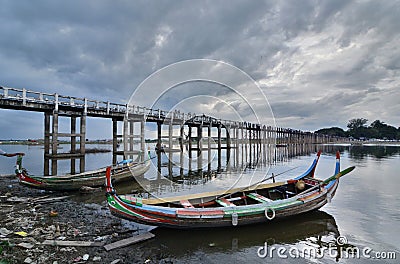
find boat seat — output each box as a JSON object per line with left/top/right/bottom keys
{"left": 274, "top": 187, "right": 294, "bottom": 199}
{"left": 180, "top": 200, "right": 194, "bottom": 208}
{"left": 226, "top": 197, "right": 243, "bottom": 202}
{"left": 247, "top": 193, "right": 272, "bottom": 203}
{"left": 216, "top": 198, "right": 236, "bottom": 207}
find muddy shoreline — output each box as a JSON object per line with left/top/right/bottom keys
{"left": 0, "top": 175, "right": 170, "bottom": 264}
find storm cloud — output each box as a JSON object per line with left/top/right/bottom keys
{"left": 1, "top": 0, "right": 399, "bottom": 139}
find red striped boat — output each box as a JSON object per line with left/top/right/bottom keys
{"left": 105, "top": 151, "right": 355, "bottom": 228}
{"left": 15, "top": 154, "right": 151, "bottom": 191}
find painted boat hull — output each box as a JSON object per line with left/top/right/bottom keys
{"left": 106, "top": 179, "right": 338, "bottom": 228}
{"left": 17, "top": 159, "right": 151, "bottom": 191}
{"left": 104, "top": 151, "right": 353, "bottom": 229}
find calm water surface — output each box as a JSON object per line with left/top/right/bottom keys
{"left": 0, "top": 144, "right": 399, "bottom": 263}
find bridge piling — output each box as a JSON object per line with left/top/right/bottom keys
{"left": 51, "top": 111, "right": 58, "bottom": 175}
{"left": 44, "top": 113, "right": 51, "bottom": 175}
{"left": 79, "top": 114, "right": 86, "bottom": 172}
{"left": 70, "top": 116, "right": 76, "bottom": 174}
{"left": 188, "top": 125, "right": 193, "bottom": 158}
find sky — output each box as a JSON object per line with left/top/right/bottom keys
{"left": 1, "top": 0, "right": 399, "bottom": 139}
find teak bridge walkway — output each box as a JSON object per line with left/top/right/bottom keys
{"left": 0, "top": 86, "right": 343, "bottom": 175}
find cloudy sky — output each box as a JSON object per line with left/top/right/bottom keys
{"left": 1, "top": 0, "right": 399, "bottom": 139}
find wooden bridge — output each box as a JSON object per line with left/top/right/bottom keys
{"left": 0, "top": 85, "right": 343, "bottom": 175}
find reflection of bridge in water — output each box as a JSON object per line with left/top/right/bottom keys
{"left": 1, "top": 86, "right": 348, "bottom": 176}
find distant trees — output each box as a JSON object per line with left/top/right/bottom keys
{"left": 368, "top": 120, "right": 399, "bottom": 140}
{"left": 316, "top": 118, "right": 400, "bottom": 140}
{"left": 346, "top": 118, "right": 372, "bottom": 139}
{"left": 315, "top": 127, "right": 346, "bottom": 137}
{"left": 347, "top": 118, "right": 368, "bottom": 130}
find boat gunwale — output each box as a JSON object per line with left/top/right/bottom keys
{"left": 117, "top": 180, "right": 330, "bottom": 214}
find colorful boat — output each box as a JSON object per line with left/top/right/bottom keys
{"left": 105, "top": 151, "right": 355, "bottom": 228}
{"left": 15, "top": 154, "right": 151, "bottom": 191}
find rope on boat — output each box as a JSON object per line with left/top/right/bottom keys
{"left": 264, "top": 207, "right": 275, "bottom": 220}
{"left": 231, "top": 212, "right": 238, "bottom": 226}
{"left": 327, "top": 192, "right": 332, "bottom": 203}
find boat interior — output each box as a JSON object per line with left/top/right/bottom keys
{"left": 121, "top": 176, "right": 322, "bottom": 209}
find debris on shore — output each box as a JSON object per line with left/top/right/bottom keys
{"left": 0, "top": 176, "right": 157, "bottom": 264}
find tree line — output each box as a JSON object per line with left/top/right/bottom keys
{"left": 315, "top": 118, "right": 400, "bottom": 140}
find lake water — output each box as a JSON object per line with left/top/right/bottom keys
{"left": 0, "top": 143, "right": 399, "bottom": 263}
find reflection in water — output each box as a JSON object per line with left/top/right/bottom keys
{"left": 153, "top": 143, "right": 357, "bottom": 180}
{"left": 133, "top": 143, "right": 349, "bottom": 198}
{"left": 139, "top": 211, "right": 340, "bottom": 257}
{"left": 348, "top": 145, "right": 400, "bottom": 160}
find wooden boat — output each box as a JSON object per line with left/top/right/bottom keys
{"left": 105, "top": 151, "right": 355, "bottom": 228}
{"left": 15, "top": 154, "right": 151, "bottom": 191}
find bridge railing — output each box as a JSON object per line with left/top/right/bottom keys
{"left": 1, "top": 86, "right": 253, "bottom": 128}
{"left": 0, "top": 86, "right": 129, "bottom": 114}
{"left": 1, "top": 86, "right": 54, "bottom": 103}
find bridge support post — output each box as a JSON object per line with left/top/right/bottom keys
{"left": 188, "top": 125, "right": 192, "bottom": 158}
{"left": 262, "top": 125, "right": 266, "bottom": 165}
{"left": 226, "top": 126, "right": 231, "bottom": 149}
{"left": 157, "top": 121, "right": 162, "bottom": 177}
{"left": 197, "top": 125, "right": 202, "bottom": 156}
{"left": 179, "top": 123, "right": 184, "bottom": 152}
{"left": 141, "top": 118, "right": 145, "bottom": 158}
{"left": 235, "top": 126, "right": 239, "bottom": 167}
{"left": 79, "top": 114, "right": 86, "bottom": 172}
{"left": 112, "top": 118, "right": 118, "bottom": 165}
{"left": 249, "top": 125, "right": 253, "bottom": 166}
{"left": 43, "top": 111, "right": 86, "bottom": 176}
{"left": 123, "top": 118, "right": 128, "bottom": 159}
{"left": 44, "top": 112, "right": 51, "bottom": 175}
{"left": 236, "top": 126, "right": 240, "bottom": 148}
{"left": 179, "top": 122, "right": 184, "bottom": 176}
{"left": 51, "top": 111, "right": 59, "bottom": 175}
{"left": 226, "top": 125, "right": 231, "bottom": 165}
{"left": 208, "top": 122, "right": 212, "bottom": 170}
{"left": 70, "top": 117, "right": 76, "bottom": 153}
{"left": 217, "top": 124, "right": 221, "bottom": 171}
{"left": 129, "top": 120, "right": 134, "bottom": 155}
{"left": 121, "top": 116, "right": 146, "bottom": 162}
{"left": 70, "top": 116, "right": 76, "bottom": 174}
{"left": 157, "top": 121, "right": 162, "bottom": 151}
{"left": 168, "top": 119, "right": 173, "bottom": 152}
{"left": 241, "top": 125, "right": 244, "bottom": 166}
{"left": 168, "top": 119, "right": 173, "bottom": 176}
